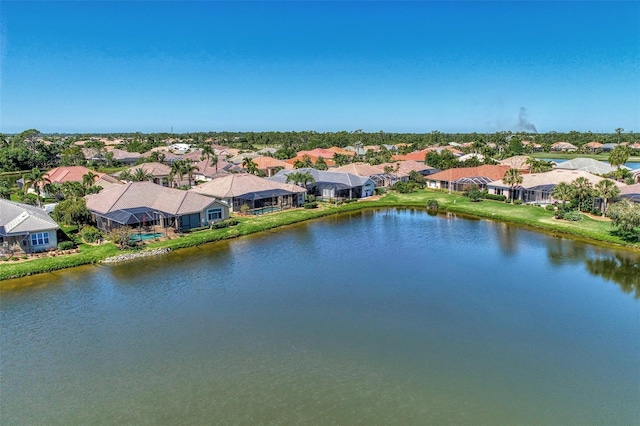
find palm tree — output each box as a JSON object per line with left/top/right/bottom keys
{"left": 595, "top": 179, "right": 620, "bottom": 216}
{"left": 285, "top": 171, "right": 302, "bottom": 186}
{"left": 615, "top": 127, "right": 624, "bottom": 144}
{"left": 571, "top": 177, "right": 594, "bottom": 212}
{"left": 119, "top": 169, "right": 133, "bottom": 182}
{"left": 170, "top": 161, "right": 185, "bottom": 187}
{"left": 82, "top": 172, "right": 97, "bottom": 190}
{"left": 132, "top": 168, "right": 153, "bottom": 182}
{"left": 182, "top": 163, "right": 199, "bottom": 187}
{"left": 23, "top": 168, "right": 50, "bottom": 207}
{"left": 502, "top": 168, "right": 523, "bottom": 203}
{"left": 200, "top": 145, "right": 215, "bottom": 162}
{"left": 608, "top": 144, "right": 631, "bottom": 170}
{"left": 242, "top": 157, "right": 259, "bottom": 175}
{"left": 314, "top": 156, "right": 328, "bottom": 171}
{"left": 551, "top": 182, "right": 573, "bottom": 211}
{"left": 525, "top": 157, "right": 553, "bottom": 173}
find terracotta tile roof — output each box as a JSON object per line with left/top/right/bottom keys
{"left": 330, "top": 163, "right": 385, "bottom": 176}
{"left": 85, "top": 181, "right": 224, "bottom": 215}
{"left": 45, "top": 166, "right": 107, "bottom": 184}
{"left": 498, "top": 156, "right": 532, "bottom": 170}
{"left": 284, "top": 154, "right": 336, "bottom": 167}
{"left": 426, "top": 165, "right": 511, "bottom": 182}
{"left": 126, "top": 162, "right": 171, "bottom": 176}
{"left": 251, "top": 156, "right": 292, "bottom": 170}
{"left": 296, "top": 148, "right": 344, "bottom": 159}
{"left": 190, "top": 173, "right": 306, "bottom": 198}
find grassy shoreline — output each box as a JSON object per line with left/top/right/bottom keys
{"left": 1, "top": 189, "right": 639, "bottom": 282}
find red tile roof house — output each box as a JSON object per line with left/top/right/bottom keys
{"left": 0, "top": 199, "right": 60, "bottom": 255}
{"left": 85, "top": 181, "right": 229, "bottom": 234}
{"left": 250, "top": 156, "right": 293, "bottom": 177}
{"left": 29, "top": 166, "right": 122, "bottom": 197}
{"left": 425, "top": 165, "right": 511, "bottom": 192}
{"left": 190, "top": 173, "right": 307, "bottom": 213}
{"left": 487, "top": 169, "right": 624, "bottom": 205}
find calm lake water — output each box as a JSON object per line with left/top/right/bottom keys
{"left": 1, "top": 209, "right": 639, "bottom": 425}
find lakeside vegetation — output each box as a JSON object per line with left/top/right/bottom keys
{"left": 2, "top": 189, "right": 639, "bottom": 283}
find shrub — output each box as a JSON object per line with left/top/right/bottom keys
{"left": 426, "top": 199, "right": 439, "bottom": 211}
{"left": 306, "top": 194, "right": 316, "bottom": 203}
{"left": 467, "top": 186, "right": 483, "bottom": 202}
{"left": 79, "top": 225, "right": 101, "bottom": 243}
{"left": 392, "top": 181, "right": 415, "bottom": 194}
{"left": 483, "top": 193, "right": 507, "bottom": 202}
{"left": 513, "top": 200, "right": 523, "bottom": 205}
{"left": 344, "top": 198, "right": 358, "bottom": 204}
{"left": 545, "top": 204, "right": 556, "bottom": 212}
{"left": 563, "top": 211, "right": 583, "bottom": 221}
{"left": 57, "top": 241, "right": 75, "bottom": 250}
{"left": 374, "top": 188, "right": 387, "bottom": 195}
{"left": 555, "top": 209, "right": 566, "bottom": 219}
{"left": 240, "top": 204, "right": 250, "bottom": 214}
{"left": 303, "top": 202, "right": 318, "bottom": 209}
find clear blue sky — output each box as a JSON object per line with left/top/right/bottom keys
{"left": 1, "top": 1, "right": 638, "bottom": 134}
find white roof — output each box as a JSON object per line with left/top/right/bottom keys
{"left": 0, "top": 199, "right": 60, "bottom": 236}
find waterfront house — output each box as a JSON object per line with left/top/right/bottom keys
{"left": 85, "top": 181, "right": 229, "bottom": 233}
{"left": 0, "top": 199, "right": 60, "bottom": 254}
{"left": 487, "top": 169, "right": 624, "bottom": 205}
{"left": 600, "top": 143, "right": 619, "bottom": 153}
{"left": 498, "top": 156, "right": 534, "bottom": 172}
{"left": 190, "top": 173, "right": 307, "bottom": 213}
{"left": 583, "top": 142, "right": 603, "bottom": 153}
{"left": 425, "top": 165, "right": 511, "bottom": 192}
{"left": 619, "top": 183, "right": 640, "bottom": 203}
{"left": 270, "top": 168, "right": 375, "bottom": 200}
{"left": 120, "top": 162, "right": 172, "bottom": 186}
{"left": 550, "top": 142, "right": 578, "bottom": 152}
{"left": 250, "top": 156, "right": 293, "bottom": 177}
{"left": 554, "top": 157, "right": 627, "bottom": 175}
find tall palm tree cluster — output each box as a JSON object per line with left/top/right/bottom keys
{"left": 551, "top": 177, "right": 620, "bottom": 216}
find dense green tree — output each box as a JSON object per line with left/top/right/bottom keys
{"left": 551, "top": 182, "right": 573, "bottom": 210}
{"left": 607, "top": 200, "right": 640, "bottom": 241}
{"left": 608, "top": 144, "right": 631, "bottom": 169}
{"left": 52, "top": 197, "right": 93, "bottom": 226}
{"left": 571, "top": 177, "right": 594, "bottom": 212}
{"left": 314, "top": 156, "right": 328, "bottom": 171}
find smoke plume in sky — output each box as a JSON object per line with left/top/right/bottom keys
{"left": 517, "top": 107, "right": 538, "bottom": 133}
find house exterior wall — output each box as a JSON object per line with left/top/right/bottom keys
{"left": 1, "top": 229, "right": 58, "bottom": 254}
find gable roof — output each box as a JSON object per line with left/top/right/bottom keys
{"left": 45, "top": 166, "right": 107, "bottom": 184}
{"left": 498, "top": 156, "right": 533, "bottom": 170}
{"left": 270, "top": 168, "right": 373, "bottom": 188}
{"left": 190, "top": 173, "right": 306, "bottom": 199}
{"left": 251, "top": 156, "right": 292, "bottom": 170}
{"left": 0, "top": 199, "right": 60, "bottom": 236}
{"left": 126, "top": 162, "right": 171, "bottom": 177}
{"left": 331, "top": 163, "right": 385, "bottom": 177}
{"left": 489, "top": 169, "right": 624, "bottom": 190}
{"left": 426, "top": 165, "right": 511, "bottom": 183}
{"left": 620, "top": 183, "right": 640, "bottom": 203}
{"left": 554, "top": 157, "right": 628, "bottom": 175}
{"left": 85, "top": 181, "right": 225, "bottom": 216}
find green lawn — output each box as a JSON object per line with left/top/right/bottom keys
{"left": 1, "top": 189, "right": 638, "bottom": 282}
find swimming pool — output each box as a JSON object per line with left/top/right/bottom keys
{"left": 130, "top": 232, "right": 163, "bottom": 242}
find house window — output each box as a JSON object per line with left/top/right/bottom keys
{"left": 30, "top": 232, "right": 50, "bottom": 246}
{"left": 207, "top": 208, "right": 223, "bottom": 221}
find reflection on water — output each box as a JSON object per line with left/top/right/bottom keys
{"left": 586, "top": 254, "right": 640, "bottom": 298}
